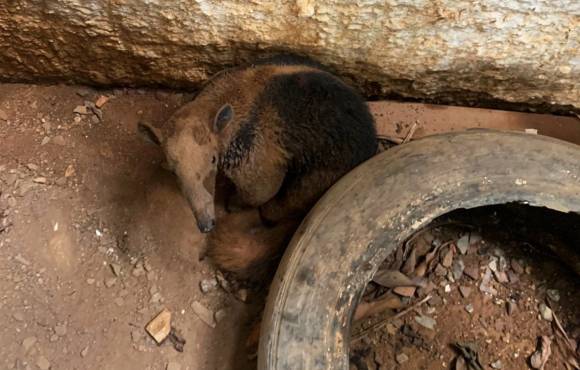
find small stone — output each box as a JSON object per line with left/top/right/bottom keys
{"left": 235, "top": 289, "right": 248, "bottom": 303}
{"left": 54, "top": 324, "right": 67, "bottom": 336}
{"left": 414, "top": 315, "right": 436, "bottom": 330}
{"left": 395, "top": 353, "right": 409, "bottom": 364}
{"left": 86, "top": 278, "right": 95, "bottom": 285}
{"left": 32, "top": 177, "right": 47, "bottom": 184}
{"left": 104, "top": 277, "right": 117, "bottom": 288}
{"left": 546, "top": 289, "right": 560, "bottom": 302}
{"left": 465, "top": 304, "right": 474, "bottom": 314}
{"left": 22, "top": 336, "right": 37, "bottom": 352}
{"left": 456, "top": 235, "right": 469, "bottom": 254}
{"left": 36, "top": 356, "right": 50, "bottom": 370}
{"left": 452, "top": 259, "right": 465, "bottom": 280}
{"left": 95, "top": 95, "right": 109, "bottom": 108}
{"left": 132, "top": 263, "right": 145, "bottom": 277}
{"left": 80, "top": 346, "right": 89, "bottom": 357}
{"left": 143, "top": 259, "right": 152, "bottom": 272}
{"left": 393, "top": 286, "right": 416, "bottom": 297}
{"left": 27, "top": 163, "right": 39, "bottom": 171}
{"left": 444, "top": 284, "right": 452, "bottom": 293}
{"left": 214, "top": 309, "right": 227, "bottom": 323}
{"left": 64, "top": 165, "right": 75, "bottom": 178}
{"left": 427, "top": 294, "right": 443, "bottom": 306}
{"left": 13, "top": 312, "right": 24, "bottom": 321}
{"left": 166, "top": 362, "right": 181, "bottom": 370}
{"left": 507, "top": 301, "right": 517, "bottom": 316}
{"left": 145, "top": 308, "right": 172, "bottom": 343}
{"left": 539, "top": 303, "right": 553, "bottom": 322}
{"left": 52, "top": 135, "right": 66, "bottom": 146}
{"left": 491, "top": 360, "right": 502, "bottom": 369}
{"left": 463, "top": 264, "right": 479, "bottom": 280}
{"left": 41, "top": 137, "right": 50, "bottom": 146}
{"left": 459, "top": 286, "right": 472, "bottom": 298}
{"left": 191, "top": 301, "right": 216, "bottom": 328}
{"left": 49, "top": 334, "right": 58, "bottom": 342}
{"left": 199, "top": 278, "right": 218, "bottom": 294}
{"left": 441, "top": 247, "right": 454, "bottom": 268}
{"left": 73, "top": 105, "right": 89, "bottom": 115}
{"left": 479, "top": 268, "right": 497, "bottom": 295}
{"left": 110, "top": 263, "right": 121, "bottom": 277}
{"left": 150, "top": 292, "right": 163, "bottom": 304}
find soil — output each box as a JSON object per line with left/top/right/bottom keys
{"left": 0, "top": 84, "right": 258, "bottom": 370}
{"left": 350, "top": 206, "right": 580, "bottom": 370}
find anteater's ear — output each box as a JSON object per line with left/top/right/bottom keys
{"left": 213, "top": 104, "right": 234, "bottom": 133}
{"left": 138, "top": 121, "right": 163, "bottom": 146}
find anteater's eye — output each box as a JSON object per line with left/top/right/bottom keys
{"left": 212, "top": 156, "right": 217, "bottom": 164}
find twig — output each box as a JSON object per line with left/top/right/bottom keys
{"left": 351, "top": 294, "right": 432, "bottom": 342}
{"left": 402, "top": 121, "right": 419, "bottom": 144}
{"left": 548, "top": 302, "right": 574, "bottom": 351}
{"left": 376, "top": 134, "right": 404, "bottom": 144}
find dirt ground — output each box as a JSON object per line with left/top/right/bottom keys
{"left": 351, "top": 206, "right": 580, "bottom": 370}
{"left": 1, "top": 84, "right": 579, "bottom": 370}
{"left": 0, "top": 84, "right": 260, "bottom": 370}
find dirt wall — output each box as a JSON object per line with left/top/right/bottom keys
{"left": 1, "top": 1, "right": 579, "bottom": 108}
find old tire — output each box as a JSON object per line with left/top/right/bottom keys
{"left": 258, "top": 130, "right": 580, "bottom": 370}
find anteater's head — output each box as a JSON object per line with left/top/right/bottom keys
{"left": 138, "top": 102, "right": 235, "bottom": 233}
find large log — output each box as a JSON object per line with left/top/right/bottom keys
{"left": 1, "top": 1, "right": 578, "bottom": 108}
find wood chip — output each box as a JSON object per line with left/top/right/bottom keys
{"left": 145, "top": 308, "right": 172, "bottom": 344}
{"left": 95, "top": 95, "right": 110, "bottom": 108}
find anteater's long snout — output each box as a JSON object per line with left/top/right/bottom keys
{"left": 184, "top": 187, "right": 216, "bottom": 234}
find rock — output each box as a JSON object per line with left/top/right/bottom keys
{"left": 54, "top": 324, "right": 67, "bottom": 336}
{"left": 538, "top": 303, "right": 553, "bottom": 322}
{"left": 530, "top": 336, "right": 552, "bottom": 370}
{"left": 214, "top": 309, "right": 227, "bottom": 323}
{"left": 395, "top": 353, "right": 409, "bottom": 364}
{"left": 80, "top": 346, "right": 89, "bottom": 357}
{"left": 13, "top": 312, "right": 24, "bottom": 321}
{"left": 110, "top": 263, "right": 121, "bottom": 276}
{"left": 0, "top": 109, "right": 7, "bottom": 121}
{"left": 191, "top": 301, "right": 216, "bottom": 328}
{"left": 441, "top": 247, "right": 454, "bottom": 268}
{"left": 491, "top": 360, "right": 502, "bottom": 369}
{"left": 166, "top": 362, "right": 181, "bottom": 370}
{"left": 36, "top": 356, "right": 50, "bottom": 370}
{"left": 73, "top": 105, "right": 89, "bottom": 115}
{"left": 95, "top": 95, "right": 109, "bottom": 108}
{"left": 393, "top": 286, "right": 416, "bottom": 297}
{"left": 414, "top": 315, "right": 436, "bottom": 330}
{"left": 434, "top": 263, "right": 447, "bottom": 277}
{"left": 41, "top": 137, "right": 50, "bottom": 146}
{"left": 145, "top": 308, "right": 172, "bottom": 344}
{"left": 215, "top": 271, "right": 231, "bottom": 292}
{"left": 479, "top": 268, "right": 497, "bottom": 295}
{"left": 452, "top": 259, "right": 465, "bottom": 280}
{"left": 444, "top": 284, "right": 452, "bottom": 293}
{"left": 104, "top": 277, "right": 117, "bottom": 288}
{"left": 507, "top": 301, "right": 517, "bottom": 315}
{"left": 64, "top": 165, "right": 75, "bottom": 178}
{"left": 52, "top": 135, "right": 66, "bottom": 146}
{"left": 546, "top": 289, "right": 560, "bottom": 302}
{"left": 27, "top": 163, "right": 39, "bottom": 171}
{"left": 199, "top": 278, "right": 218, "bottom": 294}
{"left": 86, "top": 278, "right": 95, "bottom": 285}
{"left": 32, "top": 177, "right": 47, "bottom": 184}
{"left": 149, "top": 292, "right": 163, "bottom": 304}
{"left": 456, "top": 235, "right": 469, "bottom": 255}
{"left": 459, "top": 286, "right": 472, "bottom": 298}
{"left": 235, "top": 288, "right": 248, "bottom": 303}
{"left": 427, "top": 294, "right": 442, "bottom": 306}
{"left": 465, "top": 304, "right": 474, "bottom": 314}
{"left": 22, "top": 336, "right": 37, "bottom": 352}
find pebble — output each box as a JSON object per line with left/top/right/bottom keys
{"left": 95, "top": 95, "right": 109, "bottom": 108}
{"left": 110, "top": 263, "right": 121, "bottom": 277}
{"left": 491, "top": 360, "right": 502, "bottom": 369}
{"left": 41, "top": 137, "right": 50, "bottom": 146}
{"left": 104, "top": 277, "right": 117, "bottom": 288}
{"left": 80, "top": 346, "right": 89, "bottom": 357}
{"left": 395, "top": 353, "right": 409, "bottom": 364}
{"left": 73, "top": 105, "right": 89, "bottom": 115}
{"left": 27, "top": 163, "right": 39, "bottom": 171}
{"left": 465, "top": 304, "right": 474, "bottom": 314}
{"left": 456, "top": 235, "right": 469, "bottom": 254}
{"left": 414, "top": 315, "right": 436, "bottom": 330}
{"left": 166, "top": 362, "right": 181, "bottom": 370}
{"left": 22, "top": 336, "right": 37, "bottom": 352}
{"left": 200, "top": 278, "right": 218, "bottom": 294}
{"left": 132, "top": 263, "right": 146, "bottom": 277}
{"left": 452, "top": 259, "right": 465, "bottom": 280}
{"left": 33, "top": 177, "right": 47, "bottom": 184}
{"left": 54, "top": 324, "right": 67, "bottom": 336}
{"left": 235, "top": 289, "right": 248, "bottom": 303}
{"left": 150, "top": 292, "right": 163, "bottom": 304}
{"left": 539, "top": 303, "right": 553, "bottom": 321}
{"left": 463, "top": 264, "right": 480, "bottom": 280}
{"left": 441, "top": 247, "right": 454, "bottom": 268}
{"left": 191, "top": 301, "right": 216, "bottom": 328}
{"left": 36, "top": 356, "right": 50, "bottom": 370}
{"left": 86, "top": 278, "right": 95, "bottom": 285}
{"left": 507, "top": 301, "right": 517, "bottom": 315}
{"left": 459, "top": 286, "right": 472, "bottom": 298}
